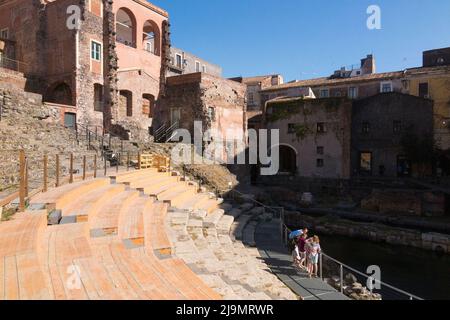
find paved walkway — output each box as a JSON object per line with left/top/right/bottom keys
{"left": 255, "top": 219, "right": 349, "bottom": 300}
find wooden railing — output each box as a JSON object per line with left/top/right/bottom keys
{"left": 0, "top": 150, "right": 176, "bottom": 214}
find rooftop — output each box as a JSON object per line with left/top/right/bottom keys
{"left": 261, "top": 71, "right": 405, "bottom": 92}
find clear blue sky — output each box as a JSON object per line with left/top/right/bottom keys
{"left": 150, "top": 0, "right": 450, "bottom": 81}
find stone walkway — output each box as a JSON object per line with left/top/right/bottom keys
{"left": 255, "top": 219, "right": 350, "bottom": 300}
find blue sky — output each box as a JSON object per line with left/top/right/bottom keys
{"left": 150, "top": 0, "right": 450, "bottom": 81}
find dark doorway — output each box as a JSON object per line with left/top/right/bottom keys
{"left": 279, "top": 145, "right": 297, "bottom": 174}
{"left": 359, "top": 152, "right": 373, "bottom": 176}
{"left": 119, "top": 90, "right": 133, "bottom": 117}
{"left": 64, "top": 112, "right": 76, "bottom": 129}
{"left": 397, "top": 155, "right": 412, "bottom": 177}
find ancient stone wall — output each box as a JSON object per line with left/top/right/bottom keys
{"left": 0, "top": 87, "right": 96, "bottom": 193}
{"left": 285, "top": 212, "right": 450, "bottom": 254}
{"left": 157, "top": 73, "right": 247, "bottom": 162}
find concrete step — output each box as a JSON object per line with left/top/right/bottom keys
{"left": 203, "top": 209, "right": 225, "bottom": 228}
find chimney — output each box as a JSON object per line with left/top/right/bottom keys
{"left": 271, "top": 75, "right": 284, "bottom": 86}
{"left": 361, "top": 54, "right": 376, "bottom": 74}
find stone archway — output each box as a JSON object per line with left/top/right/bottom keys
{"left": 142, "top": 20, "right": 160, "bottom": 56}
{"left": 116, "top": 8, "right": 137, "bottom": 48}
{"left": 279, "top": 144, "right": 297, "bottom": 174}
{"left": 45, "top": 82, "right": 73, "bottom": 105}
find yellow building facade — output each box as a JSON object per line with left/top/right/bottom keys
{"left": 404, "top": 66, "right": 450, "bottom": 149}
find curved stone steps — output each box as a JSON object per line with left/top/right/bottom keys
{"left": 181, "top": 211, "right": 277, "bottom": 299}
{"left": 31, "top": 179, "right": 109, "bottom": 210}
{"left": 168, "top": 202, "right": 298, "bottom": 300}
{"left": 3, "top": 171, "right": 232, "bottom": 300}
{"left": 117, "top": 196, "right": 152, "bottom": 241}
{"left": 107, "top": 243, "right": 184, "bottom": 300}
{"left": 142, "top": 180, "right": 183, "bottom": 197}
{"left": 158, "top": 183, "right": 197, "bottom": 207}
{"left": 39, "top": 223, "right": 94, "bottom": 300}
{"left": 124, "top": 174, "right": 179, "bottom": 190}
{"left": 242, "top": 220, "right": 258, "bottom": 247}
{"left": 203, "top": 209, "right": 225, "bottom": 228}
{"left": 59, "top": 184, "right": 122, "bottom": 218}
{"left": 143, "top": 201, "right": 172, "bottom": 256}
{"left": 0, "top": 212, "right": 51, "bottom": 300}
{"left": 230, "top": 213, "right": 254, "bottom": 241}
{"left": 136, "top": 243, "right": 221, "bottom": 300}
{"left": 88, "top": 190, "right": 140, "bottom": 236}
{"left": 112, "top": 168, "right": 158, "bottom": 183}
{"left": 178, "top": 193, "right": 211, "bottom": 211}
{"left": 88, "top": 243, "right": 148, "bottom": 299}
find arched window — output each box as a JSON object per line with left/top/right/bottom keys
{"left": 116, "top": 8, "right": 137, "bottom": 48}
{"left": 94, "top": 84, "right": 103, "bottom": 112}
{"left": 279, "top": 145, "right": 297, "bottom": 174}
{"left": 119, "top": 90, "right": 133, "bottom": 117}
{"left": 142, "top": 20, "right": 160, "bottom": 56}
{"left": 46, "top": 82, "right": 73, "bottom": 105}
{"left": 142, "top": 94, "right": 155, "bottom": 118}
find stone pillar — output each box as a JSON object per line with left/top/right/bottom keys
{"left": 102, "top": 0, "right": 119, "bottom": 133}
{"left": 159, "top": 20, "right": 171, "bottom": 98}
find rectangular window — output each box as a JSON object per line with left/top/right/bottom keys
{"left": 319, "top": 89, "right": 329, "bottom": 98}
{"left": 176, "top": 54, "right": 182, "bottom": 68}
{"left": 316, "top": 159, "right": 324, "bottom": 168}
{"left": 393, "top": 120, "right": 402, "bottom": 133}
{"left": 419, "top": 83, "right": 429, "bottom": 98}
{"left": 91, "top": 41, "right": 101, "bottom": 61}
{"left": 145, "top": 42, "right": 152, "bottom": 53}
{"left": 248, "top": 93, "right": 254, "bottom": 105}
{"left": 288, "top": 124, "right": 296, "bottom": 134}
{"left": 202, "top": 65, "right": 207, "bottom": 73}
{"left": 0, "top": 28, "right": 8, "bottom": 39}
{"left": 317, "top": 122, "right": 326, "bottom": 134}
{"left": 360, "top": 152, "right": 372, "bottom": 173}
{"left": 381, "top": 82, "right": 393, "bottom": 93}
{"left": 195, "top": 61, "right": 200, "bottom": 72}
{"left": 317, "top": 146, "right": 324, "bottom": 155}
{"left": 348, "top": 87, "right": 358, "bottom": 99}
{"left": 362, "top": 122, "right": 370, "bottom": 134}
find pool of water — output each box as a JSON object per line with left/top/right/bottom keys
{"left": 309, "top": 233, "right": 450, "bottom": 300}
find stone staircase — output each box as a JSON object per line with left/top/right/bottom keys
{"left": 167, "top": 197, "right": 299, "bottom": 300}
{"left": 0, "top": 166, "right": 297, "bottom": 300}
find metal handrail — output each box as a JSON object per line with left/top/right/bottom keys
{"left": 280, "top": 222, "right": 423, "bottom": 301}
{"left": 0, "top": 55, "right": 28, "bottom": 73}
{"left": 165, "top": 121, "right": 180, "bottom": 142}
{"left": 320, "top": 252, "right": 423, "bottom": 300}
{"left": 227, "top": 189, "right": 423, "bottom": 301}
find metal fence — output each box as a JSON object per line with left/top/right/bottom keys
{"left": 0, "top": 55, "right": 27, "bottom": 73}
{"left": 227, "top": 188, "right": 423, "bottom": 301}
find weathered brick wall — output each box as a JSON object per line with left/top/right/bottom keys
{"left": 265, "top": 98, "right": 353, "bottom": 179}
{"left": 352, "top": 93, "right": 434, "bottom": 177}
{"left": 157, "top": 73, "right": 247, "bottom": 160}
{"left": 0, "top": 87, "right": 95, "bottom": 193}
{"left": 75, "top": 0, "right": 105, "bottom": 129}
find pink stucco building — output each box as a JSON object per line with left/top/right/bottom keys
{"left": 0, "top": 0, "right": 170, "bottom": 139}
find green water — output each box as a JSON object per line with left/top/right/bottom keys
{"left": 316, "top": 234, "right": 450, "bottom": 300}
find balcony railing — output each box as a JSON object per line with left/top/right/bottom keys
{"left": 116, "top": 37, "right": 137, "bottom": 49}
{"left": 0, "top": 55, "right": 27, "bottom": 73}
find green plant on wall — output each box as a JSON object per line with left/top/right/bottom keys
{"left": 293, "top": 124, "right": 313, "bottom": 141}
{"left": 324, "top": 99, "right": 342, "bottom": 113}
{"left": 267, "top": 99, "right": 306, "bottom": 122}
